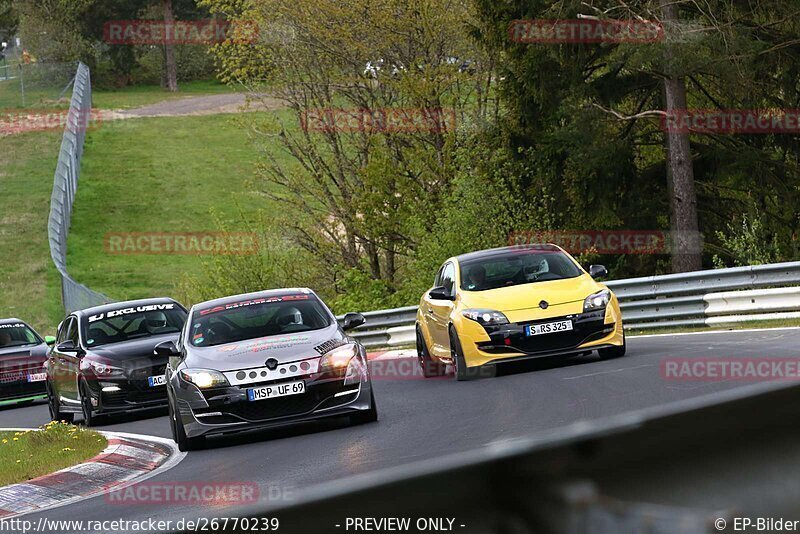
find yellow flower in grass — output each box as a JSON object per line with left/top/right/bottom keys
{"left": 62, "top": 447, "right": 73, "bottom": 452}
{"left": 16, "top": 460, "right": 21, "bottom": 463}
{"left": 13, "top": 437, "right": 19, "bottom": 441}
{"left": 2, "top": 439, "right": 8, "bottom": 444}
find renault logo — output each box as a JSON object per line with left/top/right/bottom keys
{"left": 539, "top": 300, "right": 549, "bottom": 310}
{"left": 265, "top": 358, "right": 279, "bottom": 370}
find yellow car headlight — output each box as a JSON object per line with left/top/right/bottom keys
{"left": 583, "top": 289, "right": 611, "bottom": 312}
{"left": 462, "top": 309, "right": 509, "bottom": 326}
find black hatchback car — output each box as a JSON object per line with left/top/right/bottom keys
{"left": 46, "top": 298, "right": 188, "bottom": 425}
{"left": 0, "top": 319, "right": 54, "bottom": 407}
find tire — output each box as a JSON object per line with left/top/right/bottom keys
{"left": 170, "top": 395, "right": 204, "bottom": 452}
{"left": 599, "top": 331, "right": 627, "bottom": 359}
{"left": 350, "top": 389, "right": 378, "bottom": 425}
{"left": 80, "top": 381, "right": 103, "bottom": 427}
{"left": 416, "top": 326, "right": 445, "bottom": 378}
{"left": 449, "top": 327, "right": 495, "bottom": 381}
{"left": 47, "top": 381, "right": 74, "bottom": 423}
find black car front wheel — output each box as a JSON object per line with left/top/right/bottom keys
{"left": 47, "top": 381, "right": 74, "bottom": 423}
{"left": 80, "top": 380, "right": 103, "bottom": 427}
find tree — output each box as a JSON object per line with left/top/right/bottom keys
{"left": 0, "top": 0, "right": 18, "bottom": 39}
{"left": 472, "top": 0, "right": 800, "bottom": 274}
{"left": 201, "top": 0, "right": 497, "bottom": 295}
{"left": 162, "top": 0, "right": 178, "bottom": 91}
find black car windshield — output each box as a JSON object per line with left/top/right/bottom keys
{"left": 460, "top": 249, "right": 582, "bottom": 291}
{"left": 0, "top": 323, "right": 42, "bottom": 348}
{"left": 190, "top": 295, "right": 331, "bottom": 348}
{"left": 83, "top": 307, "right": 187, "bottom": 348}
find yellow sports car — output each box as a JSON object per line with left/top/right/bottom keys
{"left": 415, "top": 244, "right": 625, "bottom": 380}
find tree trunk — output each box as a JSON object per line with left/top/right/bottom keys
{"left": 163, "top": 0, "right": 178, "bottom": 92}
{"left": 661, "top": 0, "right": 701, "bottom": 272}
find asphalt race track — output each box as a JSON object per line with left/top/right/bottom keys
{"left": 2, "top": 328, "right": 798, "bottom": 532}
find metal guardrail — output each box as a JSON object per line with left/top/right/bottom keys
{"left": 340, "top": 262, "right": 800, "bottom": 348}
{"left": 47, "top": 62, "right": 112, "bottom": 313}
{"left": 172, "top": 381, "right": 800, "bottom": 533}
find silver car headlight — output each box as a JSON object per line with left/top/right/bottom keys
{"left": 319, "top": 343, "right": 358, "bottom": 375}
{"left": 179, "top": 369, "right": 230, "bottom": 389}
{"left": 584, "top": 289, "right": 611, "bottom": 312}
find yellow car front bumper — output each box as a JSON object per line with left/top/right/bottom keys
{"left": 455, "top": 304, "right": 625, "bottom": 368}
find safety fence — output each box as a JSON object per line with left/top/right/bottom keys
{"left": 47, "top": 62, "right": 113, "bottom": 313}
{"left": 341, "top": 261, "right": 800, "bottom": 348}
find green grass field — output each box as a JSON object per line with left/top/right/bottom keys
{"left": 1, "top": 78, "right": 234, "bottom": 110}
{"left": 92, "top": 80, "right": 237, "bottom": 110}
{"left": 0, "top": 129, "right": 66, "bottom": 334}
{"left": 0, "top": 422, "right": 106, "bottom": 486}
{"left": 65, "top": 111, "right": 288, "bottom": 303}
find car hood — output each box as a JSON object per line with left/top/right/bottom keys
{"left": 0, "top": 343, "right": 48, "bottom": 371}
{"left": 87, "top": 333, "right": 179, "bottom": 363}
{"left": 184, "top": 323, "right": 343, "bottom": 372}
{"left": 459, "top": 274, "right": 603, "bottom": 312}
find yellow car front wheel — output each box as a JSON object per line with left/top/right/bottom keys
{"left": 598, "top": 331, "right": 627, "bottom": 359}
{"left": 449, "top": 326, "right": 496, "bottom": 381}
{"left": 416, "top": 326, "right": 446, "bottom": 378}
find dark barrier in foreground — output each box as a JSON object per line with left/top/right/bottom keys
{"left": 171, "top": 381, "right": 800, "bottom": 533}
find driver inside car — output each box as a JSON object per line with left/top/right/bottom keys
{"left": 465, "top": 265, "right": 487, "bottom": 290}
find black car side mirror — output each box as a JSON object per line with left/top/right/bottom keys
{"left": 428, "top": 286, "right": 454, "bottom": 301}
{"left": 154, "top": 340, "right": 180, "bottom": 357}
{"left": 342, "top": 312, "right": 366, "bottom": 331}
{"left": 589, "top": 264, "right": 608, "bottom": 279}
{"left": 56, "top": 339, "right": 84, "bottom": 357}
{"left": 56, "top": 340, "right": 76, "bottom": 352}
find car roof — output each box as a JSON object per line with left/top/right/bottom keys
{"left": 74, "top": 297, "right": 183, "bottom": 318}
{"left": 453, "top": 244, "right": 562, "bottom": 264}
{"left": 192, "top": 288, "right": 318, "bottom": 313}
{"left": 0, "top": 318, "right": 27, "bottom": 326}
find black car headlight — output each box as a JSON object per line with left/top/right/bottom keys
{"left": 462, "top": 309, "right": 509, "bottom": 326}
{"left": 179, "top": 369, "right": 230, "bottom": 389}
{"left": 584, "top": 289, "right": 611, "bottom": 312}
{"left": 87, "top": 360, "right": 125, "bottom": 378}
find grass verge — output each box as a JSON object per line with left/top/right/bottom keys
{"left": 92, "top": 80, "right": 238, "bottom": 110}
{"left": 1, "top": 79, "right": 236, "bottom": 111}
{"left": 0, "top": 130, "right": 66, "bottom": 334}
{"left": 0, "top": 422, "right": 107, "bottom": 487}
{"left": 628, "top": 318, "right": 800, "bottom": 337}
{"left": 66, "top": 112, "right": 290, "bottom": 302}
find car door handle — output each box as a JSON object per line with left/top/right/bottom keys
{"left": 426, "top": 308, "right": 435, "bottom": 315}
